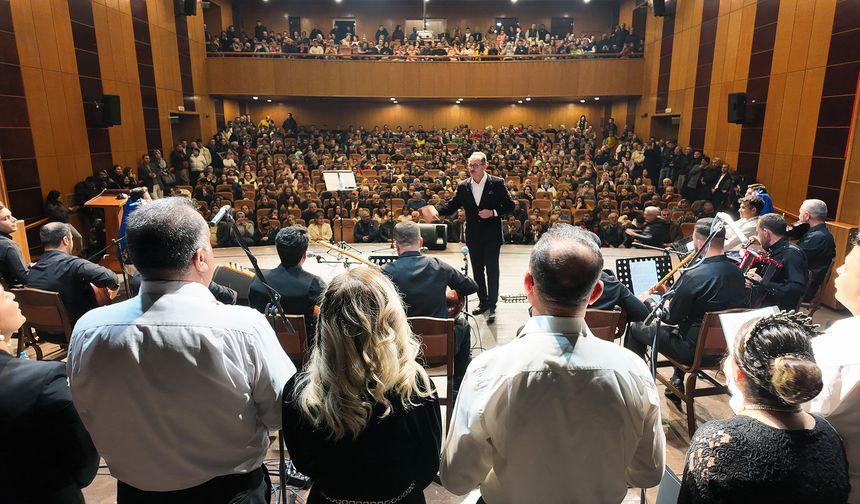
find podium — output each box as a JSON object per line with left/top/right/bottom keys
{"left": 84, "top": 190, "right": 127, "bottom": 273}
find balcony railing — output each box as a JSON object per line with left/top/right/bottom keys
{"left": 206, "top": 51, "right": 643, "bottom": 61}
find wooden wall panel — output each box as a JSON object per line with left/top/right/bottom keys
{"left": 245, "top": 100, "right": 606, "bottom": 131}
{"left": 147, "top": 0, "right": 183, "bottom": 151}
{"left": 206, "top": 58, "right": 644, "bottom": 99}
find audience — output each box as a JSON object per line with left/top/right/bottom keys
{"left": 796, "top": 199, "right": 836, "bottom": 301}
{"left": 0, "top": 201, "right": 28, "bottom": 288}
{"left": 441, "top": 225, "right": 664, "bottom": 502}
{"left": 679, "top": 311, "right": 850, "bottom": 503}
{"left": 282, "top": 267, "right": 441, "bottom": 503}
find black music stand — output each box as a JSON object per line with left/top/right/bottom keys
{"left": 322, "top": 169, "right": 359, "bottom": 253}
{"left": 615, "top": 255, "right": 675, "bottom": 293}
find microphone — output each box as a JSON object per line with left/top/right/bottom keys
{"left": 460, "top": 246, "right": 469, "bottom": 255}
{"left": 716, "top": 212, "right": 749, "bottom": 246}
{"left": 306, "top": 251, "right": 318, "bottom": 258}
{"left": 209, "top": 205, "right": 232, "bottom": 226}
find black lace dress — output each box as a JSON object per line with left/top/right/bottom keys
{"left": 679, "top": 414, "right": 849, "bottom": 503}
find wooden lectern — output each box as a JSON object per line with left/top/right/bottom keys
{"left": 84, "top": 190, "right": 127, "bottom": 273}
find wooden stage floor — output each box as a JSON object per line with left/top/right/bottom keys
{"left": 78, "top": 243, "right": 846, "bottom": 504}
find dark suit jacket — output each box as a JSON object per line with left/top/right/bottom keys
{"left": 797, "top": 223, "right": 835, "bottom": 286}
{"left": 591, "top": 270, "right": 649, "bottom": 322}
{"left": 382, "top": 251, "right": 477, "bottom": 318}
{"left": 0, "top": 352, "right": 99, "bottom": 503}
{"left": 249, "top": 263, "right": 326, "bottom": 339}
{"left": 629, "top": 218, "right": 671, "bottom": 247}
{"left": 435, "top": 175, "right": 515, "bottom": 247}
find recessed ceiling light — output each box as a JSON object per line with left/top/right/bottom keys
{"left": 252, "top": 96, "right": 259, "bottom": 100}
{"left": 580, "top": 99, "right": 586, "bottom": 103}
{"left": 390, "top": 97, "right": 396, "bottom": 101}
{"left": 517, "top": 100, "right": 523, "bottom": 104}
{"left": 393, "top": 101, "right": 398, "bottom": 104}
{"left": 525, "top": 97, "right": 531, "bottom": 101}
{"left": 512, "top": 0, "right": 518, "bottom": 3}
{"left": 594, "top": 97, "right": 600, "bottom": 101}
{"left": 266, "top": 99, "right": 272, "bottom": 103}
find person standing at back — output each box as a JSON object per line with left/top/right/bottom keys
{"left": 68, "top": 197, "right": 295, "bottom": 504}
{"left": 0, "top": 202, "right": 27, "bottom": 288}
{"left": 441, "top": 224, "right": 664, "bottom": 503}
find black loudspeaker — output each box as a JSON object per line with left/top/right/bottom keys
{"left": 653, "top": 0, "right": 667, "bottom": 16}
{"left": 419, "top": 223, "right": 448, "bottom": 251}
{"left": 728, "top": 92, "right": 747, "bottom": 124}
{"left": 101, "top": 95, "right": 121, "bottom": 126}
{"left": 176, "top": 0, "right": 196, "bottom": 16}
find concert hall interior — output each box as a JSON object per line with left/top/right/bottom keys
{"left": 1, "top": 0, "right": 860, "bottom": 503}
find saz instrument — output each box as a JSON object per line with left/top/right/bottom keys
{"left": 648, "top": 251, "right": 697, "bottom": 292}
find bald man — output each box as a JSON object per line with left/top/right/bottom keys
{"left": 624, "top": 206, "right": 671, "bottom": 247}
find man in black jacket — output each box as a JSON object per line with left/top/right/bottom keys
{"left": 750, "top": 214, "right": 808, "bottom": 310}
{"left": 0, "top": 297, "right": 99, "bottom": 504}
{"left": 249, "top": 226, "right": 325, "bottom": 346}
{"left": 383, "top": 221, "right": 478, "bottom": 393}
{"left": 796, "top": 199, "right": 836, "bottom": 301}
{"left": 0, "top": 202, "right": 27, "bottom": 288}
{"left": 420, "top": 152, "right": 515, "bottom": 322}
{"left": 624, "top": 206, "right": 670, "bottom": 247}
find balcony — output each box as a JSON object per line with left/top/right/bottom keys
{"left": 205, "top": 54, "right": 645, "bottom": 99}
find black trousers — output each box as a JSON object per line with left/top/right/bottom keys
{"left": 625, "top": 322, "right": 695, "bottom": 367}
{"left": 453, "top": 318, "right": 471, "bottom": 396}
{"left": 117, "top": 466, "right": 271, "bottom": 504}
{"left": 469, "top": 241, "right": 501, "bottom": 309}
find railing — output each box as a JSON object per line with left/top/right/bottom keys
{"left": 206, "top": 51, "right": 643, "bottom": 61}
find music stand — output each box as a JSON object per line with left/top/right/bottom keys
{"left": 323, "top": 170, "right": 359, "bottom": 252}
{"left": 615, "top": 255, "right": 674, "bottom": 294}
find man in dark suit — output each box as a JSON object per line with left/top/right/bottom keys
{"left": 420, "top": 152, "right": 515, "bottom": 322}
{"left": 383, "top": 221, "right": 478, "bottom": 394}
{"left": 624, "top": 206, "right": 671, "bottom": 247}
{"left": 0, "top": 202, "right": 27, "bottom": 288}
{"left": 0, "top": 299, "right": 99, "bottom": 504}
{"left": 750, "top": 214, "right": 809, "bottom": 310}
{"left": 796, "top": 199, "right": 836, "bottom": 301}
{"left": 249, "top": 225, "right": 326, "bottom": 344}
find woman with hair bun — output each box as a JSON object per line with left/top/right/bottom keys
{"left": 679, "top": 311, "right": 850, "bottom": 503}
{"left": 282, "top": 268, "right": 442, "bottom": 503}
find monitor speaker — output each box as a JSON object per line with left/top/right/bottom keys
{"left": 101, "top": 95, "right": 121, "bottom": 126}
{"left": 728, "top": 93, "right": 747, "bottom": 124}
{"left": 653, "top": 0, "right": 667, "bottom": 16}
{"left": 419, "top": 223, "right": 448, "bottom": 251}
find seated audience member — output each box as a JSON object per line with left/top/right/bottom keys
{"left": 600, "top": 211, "right": 626, "bottom": 248}
{"left": 307, "top": 212, "right": 333, "bottom": 242}
{"left": 354, "top": 208, "right": 380, "bottom": 242}
{"left": 0, "top": 284, "right": 99, "bottom": 504}
{"left": 502, "top": 215, "right": 524, "bottom": 244}
{"left": 27, "top": 223, "right": 119, "bottom": 341}
{"left": 624, "top": 206, "right": 670, "bottom": 247}
{"left": 282, "top": 268, "right": 442, "bottom": 503}
{"left": 724, "top": 194, "right": 764, "bottom": 251}
{"left": 249, "top": 225, "right": 325, "bottom": 345}
{"left": 626, "top": 219, "right": 747, "bottom": 401}
{"left": 234, "top": 211, "right": 256, "bottom": 246}
{"left": 679, "top": 312, "right": 849, "bottom": 503}
{"left": 68, "top": 198, "right": 296, "bottom": 504}
{"left": 796, "top": 199, "right": 836, "bottom": 301}
{"left": 45, "top": 190, "right": 84, "bottom": 254}
{"left": 749, "top": 214, "right": 808, "bottom": 310}
{"left": 0, "top": 202, "right": 27, "bottom": 287}
{"left": 807, "top": 239, "right": 860, "bottom": 503}
{"left": 383, "top": 221, "right": 478, "bottom": 395}
{"left": 379, "top": 210, "right": 397, "bottom": 242}
{"left": 441, "top": 225, "right": 664, "bottom": 503}
{"left": 582, "top": 231, "right": 649, "bottom": 322}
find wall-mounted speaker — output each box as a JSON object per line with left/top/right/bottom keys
{"left": 176, "top": 0, "right": 197, "bottom": 16}
{"left": 101, "top": 95, "right": 121, "bottom": 126}
{"left": 728, "top": 93, "right": 746, "bottom": 124}
{"left": 653, "top": 0, "right": 667, "bottom": 16}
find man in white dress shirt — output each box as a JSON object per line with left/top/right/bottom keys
{"left": 808, "top": 238, "right": 860, "bottom": 503}
{"left": 68, "top": 197, "right": 296, "bottom": 503}
{"left": 440, "top": 224, "right": 665, "bottom": 503}
{"left": 724, "top": 194, "right": 764, "bottom": 252}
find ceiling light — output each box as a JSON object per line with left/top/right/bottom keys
{"left": 252, "top": 96, "right": 259, "bottom": 100}
{"left": 580, "top": 99, "right": 586, "bottom": 103}
{"left": 512, "top": 0, "right": 518, "bottom": 3}
{"left": 266, "top": 99, "right": 272, "bottom": 103}
{"left": 525, "top": 97, "right": 531, "bottom": 101}
{"left": 517, "top": 100, "right": 523, "bottom": 104}
{"left": 594, "top": 97, "right": 600, "bottom": 101}
{"left": 390, "top": 97, "right": 396, "bottom": 101}
{"left": 393, "top": 101, "right": 398, "bottom": 104}
{"left": 584, "top": 0, "right": 591, "bottom": 3}
{"left": 335, "top": 0, "right": 342, "bottom": 3}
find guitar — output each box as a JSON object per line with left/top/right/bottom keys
{"left": 500, "top": 292, "right": 529, "bottom": 303}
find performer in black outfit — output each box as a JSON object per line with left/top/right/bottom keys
{"left": 249, "top": 226, "right": 326, "bottom": 346}
{"left": 624, "top": 206, "right": 671, "bottom": 247}
{"left": 750, "top": 214, "right": 809, "bottom": 311}
{"left": 626, "top": 218, "right": 747, "bottom": 399}
{"left": 420, "top": 152, "right": 515, "bottom": 322}
{"left": 0, "top": 202, "right": 27, "bottom": 287}
{"left": 382, "top": 221, "right": 478, "bottom": 394}
{"left": 796, "top": 199, "right": 836, "bottom": 301}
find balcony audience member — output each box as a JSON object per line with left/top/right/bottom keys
{"left": 0, "top": 284, "right": 99, "bottom": 504}
{"left": 441, "top": 225, "right": 664, "bottom": 503}
{"left": 282, "top": 268, "right": 441, "bottom": 503}
{"left": 679, "top": 312, "right": 849, "bottom": 503}
{"left": 68, "top": 197, "right": 296, "bottom": 503}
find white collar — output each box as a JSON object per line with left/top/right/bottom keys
{"left": 470, "top": 172, "right": 488, "bottom": 186}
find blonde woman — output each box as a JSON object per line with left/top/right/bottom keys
{"left": 282, "top": 268, "right": 441, "bottom": 503}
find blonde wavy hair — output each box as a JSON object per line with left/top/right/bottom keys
{"left": 294, "top": 267, "right": 434, "bottom": 440}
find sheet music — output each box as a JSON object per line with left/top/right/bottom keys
{"left": 629, "top": 260, "right": 660, "bottom": 300}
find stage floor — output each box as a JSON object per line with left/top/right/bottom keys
{"left": 78, "top": 243, "right": 845, "bottom": 504}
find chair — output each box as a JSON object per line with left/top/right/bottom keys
{"left": 408, "top": 316, "right": 455, "bottom": 428}
{"left": 533, "top": 199, "right": 552, "bottom": 212}
{"left": 680, "top": 222, "right": 696, "bottom": 238}
{"left": 654, "top": 466, "right": 683, "bottom": 504}
{"left": 585, "top": 309, "right": 622, "bottom": 342}
{"left": 234, "top": 198, "right": 255, "bottom": 211}
{"left": 10, "top": 288, "right": 73, "bottom": 361}
{"left": 655, "top": 308, "right": 749, "bottom": 436}
{"left": 800, "top": 261, "right": 834, "bottom": 317}
{"left": 266, "top": 314, "right": 309, "bottom": 367}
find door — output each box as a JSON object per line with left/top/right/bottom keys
{"left": 288, "top": 16, "right": 301, "bottom": 39}
{"left": 203, "top": 1, "right": 221, "bottom": 35}
{"left": 495, "top": 17, "right": 518, "bottom": 36}
{"left": 333, "top": 19, "right": 355, "bottom": 41}
{"left": 551, "top": 17, "right": 574, "bottom": 38}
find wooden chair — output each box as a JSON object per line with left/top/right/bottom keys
{"left": 585, "top": 309, "right": 622, "bottom": 342}
{"left": 800, "top": 261, "right": 835, "bottom": 315}
{"left": 234, "top": 198, "right": 255, "bottom": 211}
{"left": 680, "top": 222, "right": 696, "bottom": 238}
{"left": 266, "top": 314, "right": 309, "bottom": 367}
{"left": 217, "top": 191, "right": 234, "bottom": 202}
{"left": 655, "top": 308, "right": 749, "bottom": 436}
{"left": 11, "top": 288, "right": 73, "bottom": 361}
{"left": 533, "top": 199, "right": 552, "bottom": 212}
{"left": 408, "top": 316, "right": 455, "bottom": 428}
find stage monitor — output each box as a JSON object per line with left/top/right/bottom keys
{"left": 419, "top": 223, "right": 448, "bottom": 251}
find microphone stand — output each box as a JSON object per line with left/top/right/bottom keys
{"left": 86, "top": 234, "right": 131, "bottom": 299}
{"left": 460, "top": 249, "right": 484, "bottom": 352}
{"left": 631, "top": 242, "right": 688, "bottom": 257}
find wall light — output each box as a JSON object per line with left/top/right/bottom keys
{"left": 390, "top": 97, "right": 396, "bottom": 101}
{"left": 267, "top": 99, "right": 272, "bottom": 103}
{"left": 252, "top": 96, "right": 259, "bottom": 100}
{"left": 525, "top": 97, "right": 531, "bottom": 101}
{"left": 594, "top": 97, "right": 600, "bottom": 101}
{"left": 517, "top": 100, "right": 523, "bottom": 104}
{"left": 579, "top": 99, "right": 586, "bottom": 103}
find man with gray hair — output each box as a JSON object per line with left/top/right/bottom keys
{"left": 442, "top": 224, "right": 664, "bottom": 503}
{"left": 27, "top": 222, "right": 118, "bottom": 337}
{"left": 68, "top": 198, "right": 295, "bottom": 503}
{"left": 797, "top": 198, "right": 835, "bottom": 301}
{"left": 382, "top": 221, "right": 477, "bottom": 394}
